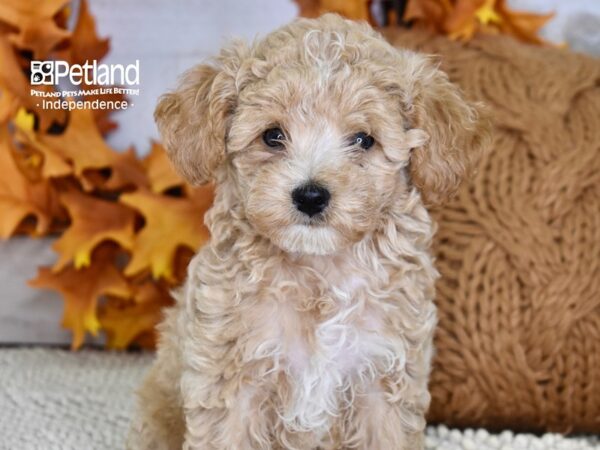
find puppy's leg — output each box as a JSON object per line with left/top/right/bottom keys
{"left": 342, "top": 381, "right": 427, "bottom": 450}
{"left": 127, "top": 311, "right": 185, "bottom": 450}
{"left": 181, "top": 372, "right": 273, "bottom": 450}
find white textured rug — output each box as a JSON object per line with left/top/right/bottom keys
{"left": 0, "top": 348, "right": 598, "bottom": 450}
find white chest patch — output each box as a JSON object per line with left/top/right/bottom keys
{"left": 272, "top": 269, "right": 405, "bottom": 433}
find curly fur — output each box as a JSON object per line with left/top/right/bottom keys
{"left": 127, "top": 14, "right": 490, "bottom": 450}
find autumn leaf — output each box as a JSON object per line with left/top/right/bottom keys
{"left": 52, "top": 190, "right": 136, "bottom": 271}
{"left": 496, "top": 0, "right": 554, "bottom": 45}
{"left": 173, "top": 246, "right": 197, "bottom": 283}
{"left": 131, "top": 331, "right": 160, "bottom": 349}
{"left": 475, "top": 0, "right": 501, "bottom": 25}
{"left": 295, "top": 0, "right": 321, "bottom": 18}
{"left": 14, "top": 107, "right": 34, "bottom": 131}
{"left": 65, "top": 0, "right": 109, "bottom": 65}
{"left": 38, "top": 106, "right": 127, "bottom": 190}
{"left": 134, "top": 278, "right": 175, "bottom": 305}
{"left": 39, "top": 106, "right": 114, "bottom": 173}
{"left": 144, "top": 141, "right": 184, "bottom": 193}
{"left": 48, "top": 0, "right": 120, "bottom": 134}
{"left": 405, "top": 0, "right": 451, "bottom": 32}
{"left": 0, "top": 126, "right": 57, "bottom": 237}
{"left": 0, "top": 86, "right": 19, "bottom": 125}
{"left": 309, "top": 0, "right": 554, "bottom": 45}
{"left": 405, "top": 0, "right": 554, "bottom": 44}
{"left": 186, "top": 183, "right": 215, "bottom": 214}
{"left": 0, "top": 37, "right": 67, "bottom": 130}
{"left": 85, "top": 147, "right": 150, "bottom": 192}
{"left": 29, "top": 246, "right": 130, "bottom": 349}
{"left": 99, "top": 280, "right": 173, "bottom": 349}
{"left": 2, "top": 1, "right": 212, "bottom": 351}
{"left": 100, "top": 300, "right": 166, "bottom": 350}
{"left": 120, "top": 190, "right": 210, "bottom": 281}
{"left": 6, "top": 136, "right": 45, "bottom": 183}
{"left": 13, "top": 108, "right": 73, "bottom": 179}
{"left": 102, "top": 147, "right": 150, "bottom": 191}
{"left": 0, "top": 0, "right": 70, "bottom": 59}
{"left": 46, "top": 1, "right": 109, "bottom": 66}
{"left": 444, "top": 0, "right": 482, "bottom": 40}
{"left": 295, "top": 0, "right": 372, "bottom": 22}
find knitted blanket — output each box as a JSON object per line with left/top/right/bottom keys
{"left": 0, "top": 348, "right": 598, "bottom": 449}
{"left": 383, "top": 29, "right": 600, "bottom": 433}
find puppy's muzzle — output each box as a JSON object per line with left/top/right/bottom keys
{"left": 292, "top": 182, "right": 330, "bottom": 217}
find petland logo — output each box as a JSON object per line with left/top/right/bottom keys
{"left": 30, "top": 60, "right": 140, "bottom": 111}
{"left": 31, "top": 60, "right": 140, "bottom": 86}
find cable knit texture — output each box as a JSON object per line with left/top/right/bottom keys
{"left": 383, "top": 28, "right": 600, "bottom": 433}
{"left": 0, "top": 348, "right": 598, "bottom": 449}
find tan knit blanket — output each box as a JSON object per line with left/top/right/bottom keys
{"left": 384, "top": 29, "right": 600, "bottom": 433}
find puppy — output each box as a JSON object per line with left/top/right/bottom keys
{"left": 127, "top": 14, "right": 489, "bottom": 450}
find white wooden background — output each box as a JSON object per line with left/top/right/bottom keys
{"left": 1, "top": 0, "right": 598, "bottom": 344}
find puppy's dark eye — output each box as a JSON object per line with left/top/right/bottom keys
{"left": 352, "top": 132, "right": 375, "bottom": 150}
{"left": 262, "top": 127, "right": 286, "bottom": 148}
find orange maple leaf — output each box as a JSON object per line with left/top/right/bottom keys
{"left": 52, "top": 190, "right": 137, "bottom": 271}
{"left": 0, "top": 127, "right": 58, "bottom": 237}
{"left": 65, "top": 0, "right": 109, "bottom": 65}
{"left": 1, "top": 0, "right": 207, "bottom": 352}
{"left": 296, "top": 0, "right": 372, "bottom": 21}
{"left": 144, "top": 141, "right": 184, "bottom": 194}
{"left": 120, "top": 189, "right": 211, "bottom": 281}
{"left": 444, "top": 0, "right": 482, "bottom": 40}
{"left": 406, "top": 0, "right": 554, "bottom": 44}
{"left": 30, "top": 246, "right": 130, "bottom": 349}
{"left": 496, "top": 0, "right": 554, "bottom": 45}
{"left": 186, "top": 183, "right": 216, "bottom": 214}
{"left": 0, "top": 0, "right": 70, "bottom": 59}
{"left": 405, "top": 0, "right": 452, "bottom": 32}
{"left": 100, "top": 299, "right": 167, "bottom": 350}
{"left": 0, "top": 37, "right": 66, "bottom": 131}
{"left": 99, "top": 280, "right": 173, "bottom": 349}
{"left": 0, "top": 82, "right": 19, "bottom": 125}
{"left": 37, "top": 107, "right": 141, "bottom": 190}
{"left": 103, "top": 147, "right": 150, "bottom": 191}
{"left": 13, "top": 110, "right": 73, "bottom": 179}
{"left": 85, "top": 147, "right": 150, "bottom": 192}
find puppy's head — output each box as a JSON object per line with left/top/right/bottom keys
{"left": 155, "top": 14, "right": 490, "bottom": 255}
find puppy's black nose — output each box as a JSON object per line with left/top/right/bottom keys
{"left": 292, "top": 182, "right": 330, "bottom": 217}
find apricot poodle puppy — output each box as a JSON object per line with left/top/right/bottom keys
{"left": 127, "top": 14, "right": 489, "bottom": 450}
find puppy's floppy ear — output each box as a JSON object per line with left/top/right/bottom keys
{"left": 407, "top": 59, "right": 491, "bottom": 205}
{"left": 154, "top": 63, "right": 237, "bottom": 185}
